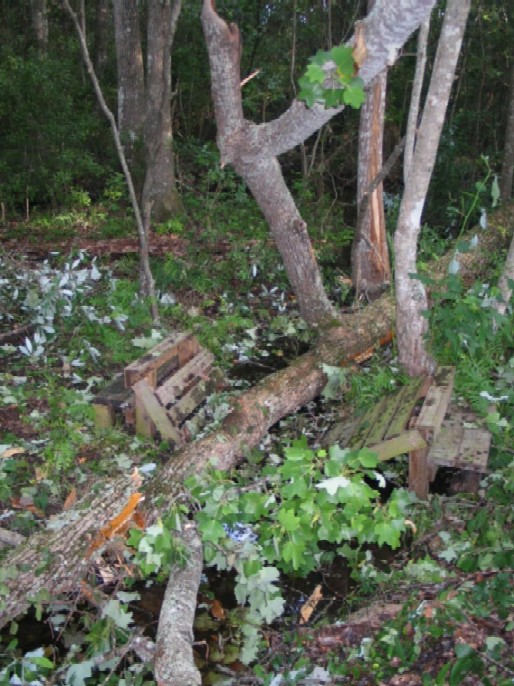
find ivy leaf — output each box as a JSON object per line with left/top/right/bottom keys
{"left": 343, "top": 78, "right": 366, "bottom": 109}
{"left": 282, "top": 539, "right": 305, "bottom": 569}
{"left": 305, "top": 63, "right": 325, "bottom": 84}
{"left": 316, "top": 475, "right": 351, "bottom": 496}
{"left": 330, "top": 45, "right": 355, "bottom": 78}
{"left": 356, "top": 448, "right": 379, "bottom": 468}
{"left": 103, "top": 599, "right": 134, "bottom": 629}
{"left": 278, "top": 508, "right": 301, "bottom": 532}
{"left": 259, "top": 595, "right": 285, "bottom": 623}
{"left": 323, "top": 88, "right": 345, "bottom": 108}
{"left": 197, "top": 513, "right": 226, "bottom": 543}
{"left": 67, "top": 660, "right": 95, "bottom": 686}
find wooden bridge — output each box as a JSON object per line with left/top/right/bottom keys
{"left": 326, "top": 367, "right": 491, "bottom": 499}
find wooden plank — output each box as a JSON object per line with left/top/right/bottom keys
{"left": 428, "top": 415, "right": 463, "bottom": 465}
{"left": 349, "top": 397, "right": 389, "bottom": 449}
{"left": 415, "top": 366, "right": 455, "bottom": 441}
{"left": 409, "top": 447, "right": 429, "bottom": 499}
{"left": 93, "top": 375, "right": 132, "bottom": 408}
{"left": 428, "top": 409, "right": 490, "bottom": 472}
{"left": 385, "top": 378, "right": 425, "bottom": 439}
{"left": 155, "top": 349, "right": 215, "bottom": 407}
{"left": 367, "top": 429, "right": 427, "bottom": 462}
{"left": 93, "top": 403, "right": 114, "bottom": 429}
{"left": 124, "top": 332, "right": 200, "bottom": 389}
{"left": 133, "top": 379, "right": 183, "bottom": 445}
{"left": 365, "top": 391, "right": 405, "bottom": 446}
{"left": 167, "top": 369, "right": 223, "bottom": 425}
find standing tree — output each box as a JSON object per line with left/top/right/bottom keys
{"left": 352, "top": 45, "right": 389, "bottom": 299}
{"left": 30, "top": 0, "right": 48, "bottom": 55}
{"left": 113, "top": 0, "right": 182, "bottom": 222}
{"left": 394, "top": 0, "right": 471, "bottom": 376}
{"left": 113, "top": 0, "right": 145, "bottom": 184}
{"left": 500, "top": 60, "right": 514, "bottom": 202}
{"left": 202, "top": 0, "right": 437, "bottom": 329}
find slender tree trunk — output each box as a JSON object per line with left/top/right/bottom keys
{"left": 94, "top": 0, "right": 111, "bottom": 78}
{"left": 112, "top": 0, "right": 146, "bottom": 185}
{"left": 62, "top": 0, "right": 159, "bottom": 321}
{"left": 500, "top": 61, "right": 514, "bottom": 202}
{"left": 394, "top": 0, "right": 470, "bottom": 376}
{"left": 202, "top": 0, "right": 437, "bottom": 328}
{"left": 352, "top": 60, "right": 389, "bottom": 299}
{"left": 404, "top": 16, "right": 430, "bottom": 182}
{"left": 30, "top": 0, "right": 48, "bottom": 55}
{"left": 141, "top": 0, "right": 183, "bottom": 223}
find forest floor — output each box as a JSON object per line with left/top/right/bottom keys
{"left": 0, "top": 203, "right": 513, "bottom": 685}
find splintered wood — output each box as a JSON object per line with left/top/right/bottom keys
{"left": 92, "top": 332, "right": 223, "bottom": 447}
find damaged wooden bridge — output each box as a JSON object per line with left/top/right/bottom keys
{"left": 92, "top": 332, "right": 223, "bottom": 448}
{"left": 327, "top": 367, "right": 491, "bottom": 499}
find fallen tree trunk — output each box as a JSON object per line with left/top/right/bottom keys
{"left": 0, "top": 297, "right": 393, "bottom": 628}
{"left": 0, "top": 209, "right": 511, "bottom": 627}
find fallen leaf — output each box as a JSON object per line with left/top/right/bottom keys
{"left": 300, "top": 584, "right": 323, "bottom": 624}
{"left": 63, "top": 488, "right": 77, "bottom": 511}
{"left": 210, "top": 598, "right": 226, "bottom": 620}
{"left": 1, "top": 447, "right": 25, "bottom": 458}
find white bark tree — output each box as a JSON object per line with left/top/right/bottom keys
{"left": 394, "top": 0, "right": 471, "bottom": 376}
{"left": 202, "top": 0, "right": 437, "bottom": 327}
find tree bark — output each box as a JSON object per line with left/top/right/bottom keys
{"left": 154, "top": 525, "right": 203, "bottom": 686}
{"left": 352, "top": 64, "right": 390, "bottom": 299}
{"left": 394, "top": 0, "right": 470, "bottom": 376}
{"left": 141, "top": 0, "right": 183, "bottom": 223}
{"left": 500, "top": 61, "right": 514, "bottom": 202}
{"left": 113, "top": 0, "right": 146, "bottom": 182}
{"left": 30, "top": 0, "right": 49, "bottom": 55}
{"left": 404, "top": 16, "right": 430, "bottom": 182}
{"left": 201, "top": 0, "right": 437, "bottom": 327}
{"left": 94, "top": 0, "right": 111, "bottom": 78}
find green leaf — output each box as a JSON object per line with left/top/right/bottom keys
{"left": 343, "top": 78, "right": 366, "bottom": 109}
{"left": 356, "top": 448, "right": 379, "bottom": 468}
{"left": 278, "top": 507, "right": 301, "bottom": 532}
{"left": 284, "top": 437, "right": 311, "bottom": 461}
{"left": 305, "top": 63, "right": 325, "bottom": 84}
{"left": 197, "top": 513, "right": 226, "bottom": 543}
{"left": 103, "top": 599, "right": 134, "bottom": 630}
{"left": 330, "top": 45, "right": 355, "bottom": 78}
{"left": 67, "top": 660, "right": 94, "bottom": 686}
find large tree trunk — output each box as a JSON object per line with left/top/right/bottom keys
{"left": 352, "top": 66, "right": 389, "bottom": 299}
{"left": 113, "top": 0, "right": 146, "bottom": 183}
{"left": 394, "top": 0, "right": 470, "bottom": 376}
{"left": 500, "top": 61, "right": 514, "bottom": 202}
{"left": 202, "top": 0, "right": 437, "bottom": 327}
{"left": 141, "top": 0, "right": 183, "bottom": 223}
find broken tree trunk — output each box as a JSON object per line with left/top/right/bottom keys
{"left": 0, "top": 297, "right": 393, "bottom": 628}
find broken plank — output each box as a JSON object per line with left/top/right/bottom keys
{"left": 409, "top": 447, "right": 429, "bottom": 500}
{"left": 349, "top": 396, "right": 389, "bottom": 449}
{"left": 167, "top": 369, "right": 222, "bottom": 425}
{"left": 155, "top": 349, "right": 215, "bottom": 407}
{"left": 385, "top": 378, "right": 424, "bottom": 439}
{"left": 415, "top": 367, "right": 455, "bottom": 441}
{"left": 367, "top": 429, "right": 427, "bottom": 462}
{"left": 124, "top": 333, "right": 200, "bottom": 389}
{"left": 133, "top": 379, "right": 183, "bottom": 445}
